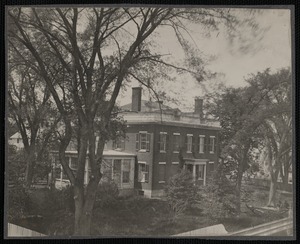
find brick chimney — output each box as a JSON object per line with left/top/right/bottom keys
{"left": 194, "top": 97, "right": 204, "bottom": 119}
{"left": 131, "top": 87, "right": 142, "bottom": 112}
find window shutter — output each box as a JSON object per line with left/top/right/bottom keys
{"left": 166, "top": 134, "right": 169, "bottom": 151}
{"left": 145, "top": 164, "right": 149, "bottom": 182}
{"left": 185, "top": 135, "right": 188, "bottom": 151}
{"left": 146, "top": 133, "right": 151, "bottom": 152}
{"left": 204, "top": 136, "right": 207, "bottom": 153}
{"left": 158, "top": 134, "right": 161, "bottom": 151}
{"left": 192, "top": 136, "right": 195, "bottom": 152}
{"left": 214, "top": 137, "right": 217, "bottom": 153}
{"left": 135, "top": 133, "right": 140, "bottom": 151}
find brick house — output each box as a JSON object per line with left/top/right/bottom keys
{"left": 105, "top": 87, "right": 221, "bottom": 198}
{"left": 50, "top": 87, "right": 220, "bottom": 198}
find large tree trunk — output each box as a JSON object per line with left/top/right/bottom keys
{"left": 25, "top": 149, "right": 36, "bottom": 187}
{"left": 236, "top": 164, "right": 243, "bottom": 215}
{"left": 267, "top": 169, "right": 279, "bottom": 207}
{"left": 73, "top": 122, "right": 103, "bottom": 236}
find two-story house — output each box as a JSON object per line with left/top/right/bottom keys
{"left": 105, "top": 87, "right": 221, "bottom": 198}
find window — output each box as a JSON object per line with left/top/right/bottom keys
{"left": 158, "top": 162, "right": 166, "bottom": 183}
{"left": 113, "top": 137, "right": 125, "bottom": 150}
{"left": 186, "top": 134, "right": 193, "bottom": 153}
{"left": 171, "top": 162, "right": 179, "bottom": 176}
{"left": 159, "top": 132, "right": 168, "bottom": 152}
{"left": 122, "top": 159, "right": 131, "bottom": 184}
{"left": 138, "top": 161, "right": 149, "bottom": 183}
{"left": 101, "top": 159, "right": 113, "bottom": 181}
{"left": 17, "top": 138, "right": 19, "bottom": 143}
{"left": 199, "top": 135, "right": 205, "bottom": 153}
{"left": 136, "top": 132, "right": 150, "bottom": 152}
{"left": 70, "top": 157, "right": 77, "bottom": 170}
{"left": 209, "top": 136, "right": 216, "bottom": 154}
{"left": 173, "top": 133, "right": 180, "bottom": 152}
{"left": 113, "top": 159, "right": 122, "bottom": 186}
{"left": 196, "top": 165, "right": 205, "bottom": 180}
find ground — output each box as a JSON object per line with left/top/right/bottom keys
{"left": 9, "top": 183, "right": 293, "bottom": 237}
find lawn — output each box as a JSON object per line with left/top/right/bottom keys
{"left": 9, "top": 183, "right": 293, "bottom": 237}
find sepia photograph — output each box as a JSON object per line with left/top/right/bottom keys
{"left": 5, "top": 4, "right": 294, "bottom": 238}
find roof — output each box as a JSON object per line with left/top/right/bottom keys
{"left": 121, "top": 100, "right": 176, "bottom": 113}
{"left": 53, "top": 150, "right": 136, "bottom": 157}
{"left": 10, "top": 132, "right": 22, "bottom": 139}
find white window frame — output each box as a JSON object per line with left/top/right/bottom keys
{"left": 159, "top": 132, "right": 167, "bottom": 153}
{"left": 172, "top": 162, "right": 179, "bottom": 165}
{"left": 173, "top": 133, "right": 180, "bottom": 153}
{"left": 158, "top": 162, "right": 166, "bottom": 183}
{"left": 138, "top": 131, "right": 150, "bottom": 152}
{"left": 186, "top": 134, "right": 193, "bottom": 153}
{"left": 209, "top": 136, "right": 216, "bottom": 154}
{"left": 199, "top": 135, "right": 205, "bottom": 154}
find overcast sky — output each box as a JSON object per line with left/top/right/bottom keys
{"left": 116, "top": 8, "right": 292, "bottom": 110}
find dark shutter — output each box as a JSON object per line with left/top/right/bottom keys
{"left": 135, "top": 133, "right": 139, "bottom": 151}
{"left": 192, "top": 136, "right": 195, "bottom": 152}
{"left": 213, "top": 137, "right": 217, "bottom": 154}
{"left": 145, "top": 164, "right": 149, "bottom": 182}
{"left": 204, "top": 136, "right": 207, "bottom": 153}
{"left": 166, "top": 134, "right": 169, "bottom": 152}
{"left": 185, "top": 135, "right": 188, "bottom": 151}
{"left": 158, "top": 133, "right": 161, "bottom": 151}
{"left": 146, "top": 133, "right": 151, "bottom": 152}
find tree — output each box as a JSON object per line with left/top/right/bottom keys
{"left": 251, "top": 68, "right": 292, "bottom": 206}
{"left": 7, "top": 7, "right": 263, "bottom": 235}
{"left": 8, "top": 61, "right": 61, "bottom": 186}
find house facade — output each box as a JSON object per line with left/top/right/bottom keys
{"left": 104, "top": 87, "right": 221, "bottom": 198}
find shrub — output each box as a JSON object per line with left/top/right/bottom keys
{"left": 7, "top": 185, "right": 31, "bottom": 221}
{"left": 164, "top": 169, "right": 200, "bottom": 218}
{"left": 201, "top": 164, "right": 239, "bottom": 219}
{"left": 44, "top": 186, "right": 74, "bottom": 212}
{"left": 95, "top": 178, "right": 119, "bottom": 208}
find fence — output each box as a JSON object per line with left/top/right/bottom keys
{"left": 7, "top": 223, "right": 46, "bottom": 237}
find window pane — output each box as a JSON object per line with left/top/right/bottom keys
{"left": 70, "top": 157, "right": 77, "bottom": 169}
{"left": 122, "top": 159, "right": 131, "bottom": 183}
{"left": 158, "top": 164, "right": 166, "bottom": 182}
{"left": 199, "top": 136, "right": 204, "bottom": 153}
{"left": 173, "top": 135, "right": 180, "bottom": 151}
{"left": 140, "top": 133, "right": 147, "bottom": 150}
{"left": 187, "top": 136, "right": 193, "bottom": 152}
{"left": 160, "top": 134, "right": 167, "bottom": 151}
{"left": 113, "top": 159, "right": 121, "bottom": 186}
{"left": 102, "top": 159, "right": 112, "bottom": 180}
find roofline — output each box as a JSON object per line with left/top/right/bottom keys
{"left": 126, "top": 121, "right": 221, "bottom": 130}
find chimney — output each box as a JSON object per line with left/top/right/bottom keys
{"left": 194, "top": 97, "right": 204, "bottom": 119}
{"left": 131, "top": 87, "right": 142, "bottom": 112}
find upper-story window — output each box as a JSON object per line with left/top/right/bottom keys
{"left": 209, "top": 136, "right": 216, "bottom": 154}
{"left": 113, "top": 137, "right": 125, "bottom": 151}
{"left": 159, "top": 132, "right": 168, "bottom": 152}
{"left": 186, "top": 134, "right": 193, "bottom": 153}
{"left": 136, "top": 131, "right": 150, "bottom": 152}
{"left": 173, "top": 133, "right": 180, "bottom": 153}
{"left": 199, "top": 135, "right": 205, "bottom": 153}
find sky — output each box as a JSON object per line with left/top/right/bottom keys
{"left": 117, "top": 8, "right": 292, "bottom": 111}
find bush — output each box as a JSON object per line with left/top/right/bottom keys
{"left": 44, "top": 186, "right": 74, "bottom": 212}
{"left": 95, "top": 179, "right": 119, "bottom": 208}
{"left": 164, "top": 169, "right": 200, "bottom": 218}
{"left": 201, "top": 164, "right": 239, "bottom": 219}
{"left": 8, "top": 185, "right": 32, "bottom": 221}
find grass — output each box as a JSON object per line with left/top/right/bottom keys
{"left": 9, "top": 183, "right": 293, "bottom": 237}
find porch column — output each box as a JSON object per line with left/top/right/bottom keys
{"left": 203, "top": 163, "right": 207, "bottom": 186}
{"left": 60, "top": 165, "right": 63, "bottom": 188}
{"left": 192, "top": 164, "right": 196, "bottom": 181}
